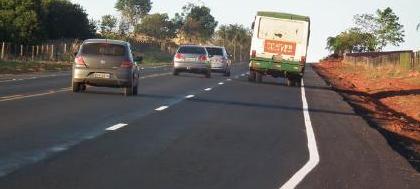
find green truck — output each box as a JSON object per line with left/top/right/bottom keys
{"left": 248, "top": 11, "right": 311, "bottom": 86}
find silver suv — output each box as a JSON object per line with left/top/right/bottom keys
{"left": 72, "top": 39, "right": 141, "bottom": 96}
{"left": 173, "top": 45, "right": 211, "bottom": 78}
{"left": 205, "top": 46, "right": 231, "bottom": 76}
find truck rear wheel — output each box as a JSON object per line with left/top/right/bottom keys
{"left": 248, "top": 70, "right": 256, "bottom": 82}
{"left": 256, "top": 72, "right": 263, "bottom": 83}
{"left": 287, "top": 78, "right": 295, "bottom": 87}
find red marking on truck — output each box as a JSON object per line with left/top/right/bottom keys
{"left": 264, "top": 40, "right": 296, "bottom": 56}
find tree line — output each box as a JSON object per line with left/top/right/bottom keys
{"left": 1, "top": 0, "right": 252, "bottom": 61}
{"left": 100, "top": 0, "right": 252, "bottom": 60}
{"left": 0, "top": 0, "right": 96, "bottom": 43}
{"left": 326, "top": 7, "right": 405, "bottom": 55}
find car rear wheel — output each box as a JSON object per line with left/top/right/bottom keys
{"left": 205, "top": 70, "right": 211, "bottom": 78}
{"left": 224, "top": 69, "right": 231, "bottom": 77}
{"left": 173, "top": 69, "right": 179, "bottom": 76}
{"left": 72, "top": 82, "right": 81, "bottom": 92}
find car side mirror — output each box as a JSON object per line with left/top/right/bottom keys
{"left": 134, "top": 56, "right": 143, "bottom": 63}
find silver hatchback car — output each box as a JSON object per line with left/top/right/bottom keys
{"left": 205, "top": 46, "right": 231, "bottom": 76}
{"left": 173, "top": 45, "right": 211, "bottom": 78}
{"left": 72, "top": 39, "right": 141, "bottom": 96}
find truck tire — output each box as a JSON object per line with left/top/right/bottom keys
{"left": 248, "top": 70, "right": 256, "bottom": 82}
{"left": 256, "top": 72, "right": 263, "bottom": 83}
{"left": 287, "top": 78, "right": 295, "bottom": 87}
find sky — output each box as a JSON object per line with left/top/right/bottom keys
{"left": 71, "top": 0, "right": 420, "bottom": 62}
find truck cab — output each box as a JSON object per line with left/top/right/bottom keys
{"left": 248, "top": 11, "right": 310, "bottom": 86}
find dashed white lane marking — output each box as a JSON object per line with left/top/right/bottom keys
{"left": 204, "top": 88, "right": 212, "bottom": 91}
{"left": 279, "top": 80, "right": 319, "bottom": 189}
{"left": 105, "top": 123, "right": 128, "bottom": 131}
{"left": 155, "top": 106, "right": 169, "bottom": 111}
{"left": 240, "top": 73, "right": 245, "bottom": 77}
{"left": 218, "top": 82, "right": 224, "bottom": 85}
{"left": 185, "top": 95, "right": 195, "bottom": 99}
{"left": 0, "top": 88, "right": 70, "bottom": 102}
{"left": 227, "top": 78, "right": 232, "bottom": 81}
{"left": 139, "top": 72, "right": 171, "bottom": 79}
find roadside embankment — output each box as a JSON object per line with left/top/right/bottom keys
{"left": 313, "top": 60, "right": 420, "bottom": 171}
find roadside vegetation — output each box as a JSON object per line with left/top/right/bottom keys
{"left": 317, "top": 8, "right": 420, "bottom": 170}
{"left": 0, "top": 60, "right": 71, "bottom": 74}
{"left": 0, "top": 0, "right": 252, "bottom": 74}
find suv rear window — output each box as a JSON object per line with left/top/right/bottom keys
{"left": 178, "top": 46, "right": 206, "bottom": 54}
{"left": 206, "top": 47, "right": 224, "bottom": 56}
{"left": 81, "top": 43, "right": 126, "bottom": 56}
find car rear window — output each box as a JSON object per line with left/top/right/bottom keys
{"left": 178, "top": 46, "right": 206, "bottom": 54}
{"left": 206, "top": 47, "right": 224, "bottom": 56}
{"left": 81, "top": 43, "right": 126, "bottom": 56}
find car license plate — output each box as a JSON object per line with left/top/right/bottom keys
{"left": 186, "top": 58, "right": 196, "bottom": 62}
{"left": 93, "top": 73, "right": 111, "bottom": 79}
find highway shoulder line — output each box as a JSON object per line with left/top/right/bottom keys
{"left": 280, "top": 80, "right": 320, "bottom": 189}
{"left": 106, "top": 123, "right": 128, "bottom": 131}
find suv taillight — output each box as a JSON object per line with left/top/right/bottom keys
{"left": 121, "top": 60, "right": 133, "bottom": 68}
{"left": 251, "top": 50, "right": 256, "bottom": 58}
{"left": 75, "top": 56, "right": 87, "bottom": 68}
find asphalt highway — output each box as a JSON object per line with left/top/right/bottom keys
{"left": 0, "top": 63, "right": 418, "bottom": 189}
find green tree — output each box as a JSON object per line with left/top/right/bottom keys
{"left": 100, "top": 15, "right": 118, "bottom": 34}
{"left": 326, "top": 28, "right": 376, "bottom": 55}
{"left": 43, "top": 0, "right": 96, "bottom": 39}
{"left": 0, "top": 0, "right": 41, "bottom": 43}
{"left": 135, "top": 13, "right": 176, "bottom": 40}
{"left": 115, "top": 0, "right": 152, "bottom": 27}
{"left": 354, "top": 7, "right": 405, "bottom": 50}
{"left": 176, "top": 3, "right": 218, "bottom": 43}
{"left": 214, "top": 24, "right": 252, "bottom": 61}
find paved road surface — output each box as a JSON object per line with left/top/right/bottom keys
{"left": 0, "top": 63, "right": 418, "bottom": 188}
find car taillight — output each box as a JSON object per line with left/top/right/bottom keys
{"left": 175, "top": 53, "right": 184, "bottom": 59}
{"left": 199, "top": 55, "right": 208, "bottom": 62}
{"left": 121, "top": 60, "right": 133, "bottom": 68}
{"left": 75, "top": 56, "right": 87, "bottom": 68}
{"left": 301, "top": 56, "right": 306, "bottom": 64}
{"left": 251, "top": 50, "right": 256, "bottom": 58}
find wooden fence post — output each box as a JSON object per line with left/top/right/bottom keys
{"left": 64, "top": 43, "right": 67, "bottom": 55}
{"left": 1, "top": 42, "right": 4, "bottom": 60}
{"left": 31, "top": 45, "right": 35, "bottom": 61}
{"left": 50, "top": 45, "right": 54, "bottom": 60}
{"left": 20, "top": 45, "right": 23, "bottom": 57}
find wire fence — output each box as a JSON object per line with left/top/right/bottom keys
{"left": 343, "top": 51, "right": 420, "bottom": 71}
{"left": 0, "top": 39, "right": 178, "bottom": 63}
{"left": 0, "top": 40, "right": 81, "bottom": 62}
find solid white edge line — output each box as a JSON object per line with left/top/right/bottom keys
{"left": 155, "top": 106, "right": 169, "bottom": 111}
{"left": 106, "top": 123, "right": 128, "bottom": 131}
{"left": 279, "top": 80, "right": 320, "bottom": 189}
{"left": 204, "top": 88, "right": 212, "bottom": 91}
{"left": 185, "top": 95, "right": 195, "bottom": 99}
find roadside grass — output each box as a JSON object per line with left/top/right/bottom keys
{"left": 135, "top": 47, "right": 173, "bottom": 66}
{"left": 0, "top": 60, "right": 72, "bottom": 74}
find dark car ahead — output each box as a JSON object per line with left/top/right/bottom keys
{"left": 72, "top": 39, "right": 141, "bottom": 96}
{"left": 173, "top": 45, "right": 211, "bottom": 78}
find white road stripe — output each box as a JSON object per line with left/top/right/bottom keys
{"left": 218, "top": 82, "right": 224, "bottom": 85}
{"left": 279, "top": 80, "right": 319, "bottom": 189}
{"left": 0, "top": 88, "right": 70, "bottom": 102}
{"left": 240, "top": 74, "right": 245, "bottom": 77}
{"left": 185, "top": 95, "right": 195, "bottom": 99}
{"left": 155, "top": 106, "right": 169, "bottom": 111}
{"left": 204, "top": 88, "right": 212, "bottom": 91}
{"left": 227, "top": 78, "right": 232, "bottom": 81}
{"left": 106, "top": 123, "right": 128, "bottom": 131}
